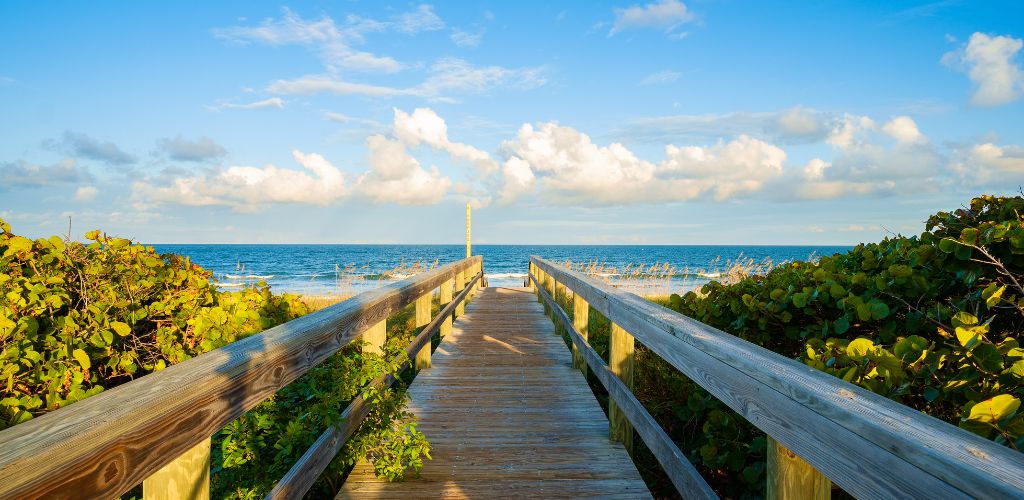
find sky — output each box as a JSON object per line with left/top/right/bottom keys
{"left": 1, "top": 0, "right": 1023, "bottom": 245}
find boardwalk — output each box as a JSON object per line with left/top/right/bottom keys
{"left": 338, "top": 287, "right": 651, "bottom": 499}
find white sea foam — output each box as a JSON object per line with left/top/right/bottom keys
{"left": 486, "top": 272, "right": 527, "bottom": 279}
{"left": 225, "top": 274, "right": 275, "bottom": 279}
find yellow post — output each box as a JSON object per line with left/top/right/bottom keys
{"left": 362, "top": 319, "right": 386, "bottom": 355}
{"left": 143, "top": 439, "right": 210, "bottom": 500}
{"left": 573, "top": 294, "right": 589, "bottom": 376}
{"left": 440, "top": 278, "right": 453, "bottom": 338}
{"left": 609, "top": 323, "right": 635, "bottom": 456}
{"left": 466, "top": 202, "right": 471, "bottom": 258}
{"left": 415, "top": 292, "right": 432, "bottom": 369}
{"left": 767, "top": 436, "right": 832, "bottom": 500}
{"left": 455, "top": 269, "right": 466, "bottom": 316}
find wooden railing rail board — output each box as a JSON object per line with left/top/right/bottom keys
{"left": 0, "top": 256, "right": 481, "bottom": 500}
{"left": 530, "top": 256, "right": 1024, "bottom": 499}
{"left": 267, "top": 272, "right": 482, "bottom": 499}
{"left": 532, "top": 274, "right": 717, "bottom": 499}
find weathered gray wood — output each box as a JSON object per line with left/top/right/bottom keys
{"left": 767, "top": 436, "right": 831, "bottom": 500}
{"left": 142, "top": 438, "right": 210, "bottom": 500}
{"left": 534, "top": 277, "right": 716, "bottom": 499}
{"left": 338, "top": 287, "right": 650, "bottom": 499}
{"left": 268, "top": 273, "right": 481, "bottom": 499}
{"left": 0, "top": 256, "right": 481, "bottom": 500}
{"left": 531, "top": 257, "right": 1024, "bottom": 499}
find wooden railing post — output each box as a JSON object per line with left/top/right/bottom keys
{"left": 143, "top": 438, "right": 210, "bottom": 500}
{"left": 767, "top": 436, "right": 831, "bottom": 500}
{"left": 415, "top": 291, "right": 432, "bottom": 369}
{"left": 362, "top": 319, "right": 386, "bottom": 355}
{"left": 440, "top": 278, "right": 453, "bottom": 338}
{"left": 609, "top": 323, "right": 635, "bottom": 456}
{"left": 455, "top": 269, "right": 466, "bottom": 317}
{"left": 572, "top": 293, "right": 589, "bottom": 376}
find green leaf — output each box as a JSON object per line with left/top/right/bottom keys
{"left": 110, "top": 321, "right": 131, "bottom": 337}
{"left": 985, "top": 285, "right": 1007, "bottom": 308}
{"left": 869, "top": 301, "right": 890, "bottom": 320}
{"left": 72, "top": 348, "right": 90, "bottom": 371}
{"left": 952, "top": 311, "right": 978, "bottom": 328}
{"left": 938, "top": 237, "right": 958, "bottom": 253}
{"left": 967, "top": 394, "right": 1020, "bottom": 424}
{"left": 956, "top": 327, "right": 983, "bottom": 348}
{"left": 847, "top": 338, "right": 875, "bottom": 358}
{"left": 924, "top": 387, "right": 940, "bottom": 402}
{"left": 833, "top": 316, "right": 850, "bottom": 334}
{"left": 893, "top": 335, "right": 928, "bottom": 363}
{"left": 971, "top": 343, "right": 1003, "bottom": 372}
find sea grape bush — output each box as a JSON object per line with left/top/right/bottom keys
{"left": 0, "top": 219, "right": 428, "bottom": 497}
{"left": 656, "top": 195, "right": 1023, "bottom": 496}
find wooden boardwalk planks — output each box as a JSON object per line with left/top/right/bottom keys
{"left": 337, "top": 287, "right": 650, "bottom": 499}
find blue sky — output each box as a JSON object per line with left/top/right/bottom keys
{"left": 1, "top": 0, "right": 1023, "bottom": 244}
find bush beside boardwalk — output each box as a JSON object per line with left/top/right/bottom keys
{"left": 597, "top": 195, "right": 1021, "bottom": 498}
{"left": 3, "top": 194, "right": 1022, "bottom": 498}
{"left": 0, "top": 220, "right": 428, "bottom": 498}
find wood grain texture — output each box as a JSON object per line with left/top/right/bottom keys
{"left": 572, "top": 293, "right": 589, "bottom": 375}
{"left": 609, "top": 323, "right": 635, "bottom": 457}
{"left": 767, "top": 436, "right": 831, "bottom": 500}
{"left": 362, "top": 319, "right": 386, "bottom": 356}
{"left": 455, "top": 270, "right": 466, "bottom": 317}
{"left": 415, "top": 292, "right": 432, "bottom": 370}
{"left": 337, "top": 287, "right": 650, "bottom": 499}
{"left": 142, "top": 438, "right": 209, "bottom": 500}
{"left": 440, "top": 278, "right": 453, "bottom": 338}
{"left": 531, "top": 257, "right": 1024, "bottom": 499}
{"left": 268, "top": 273, "right": 481, "bottom": 499}
{"left": 0, "top": 257, "right": 480, "bottom": 500}
{"left": 534, "top": 276, "right": 717, "bottom": 499}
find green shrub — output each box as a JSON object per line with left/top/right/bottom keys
{"left": 0, "top": 219, "right": 428, "bottom": 498}
{"left": 651, "top": 195, "right": 1023, "bottom": 497}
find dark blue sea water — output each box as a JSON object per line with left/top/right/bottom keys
{"left": 151, "top": 244, "right": 851, "bottom": 296}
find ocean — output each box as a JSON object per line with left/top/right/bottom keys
{"left": 148, "top": 244, "right": 851, "bottom": 297}
{"left": 150, "top": 244, "right": 851, "bottom": 297}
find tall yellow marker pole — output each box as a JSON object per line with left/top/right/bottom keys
{"left": 466, "top": 202, "right": 471, "bottom": 258}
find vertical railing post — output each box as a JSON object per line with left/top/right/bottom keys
{"left": 609, "top": 323, "right": 635, "bottom": 456}
{"left": 415, "top": 291, "right": 432, "bottom": 369}
{"left": 362, "top": 319, "right": 386, "bottom": 355}
{"left": 143, "top": 439, "right": 210, "bottom": 500}
{"left": 455, "top": 268, "right": 466, "bottom": 317}
{"left": 767, "top": 436, "right": 832, "bottom": 500}
{"left": 440, "top": 278, "right": 453, "bottom": 338}
{"left": 572, "top": 293, "right": 589, "bottom": 376}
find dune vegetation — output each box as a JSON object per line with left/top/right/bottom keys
{"left": 0, "top": 220, "right": 430, "bottom": 498}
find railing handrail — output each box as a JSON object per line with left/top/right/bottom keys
{"left": 267, "top": 270, "right": 482, "bottom": 499}
{"left": 0, "top": 256, "right": 482, "bottom": 499}
{"left": 530, "top": 256, "right": 1024, "bottom": 499}
{"left": 530, "top": 269, "right": 717, "bottom": 499}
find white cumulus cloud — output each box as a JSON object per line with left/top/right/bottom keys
{"left": 356, "top": 135, "right": 451, "bottom": 205}
{"left": 393, "top": 108, "right": 498, "bottom": 175}
{"left": 881, "top": 116, "right": 927, "bottom": 145}
{"left": 943, "top": 32, "right": 1024, "bottom": 106}
{"left": 498, "top": 123, "right": 786, "bottom": 205}
{"left": 132, "top": 150, "right": 347, "bottom": 211}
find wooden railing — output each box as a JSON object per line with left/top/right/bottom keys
{"left": 0, "top": 256, "right": 483, "bottom": 500}
{"left": 529, "top": 256, "right": 1024, "bottom": 500}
